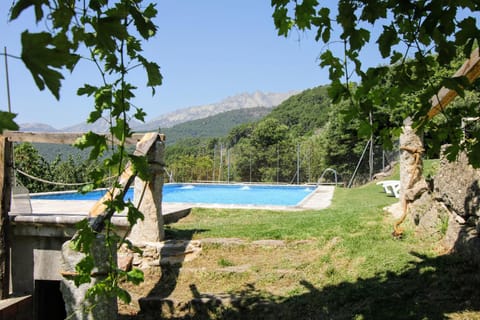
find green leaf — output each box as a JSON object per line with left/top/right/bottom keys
{"left": 21, "top": 32, "right": 79, "bottom": 99}
{"left": 88, "top": 0, "right": 103, "bottom": 11}
{"left": 77, "top": 84, "right": 98, "bottom": 97}
{"left": 126, "top": 36, "right": 142, "bottom": 58}
{"left": 0, "top": 112, "right": 19, "bottom": 133}
{"left": 295, "top": 0, "right": 318, "bottom": 30}
{"left": 10, "top": 0, "right": 49, "bottom": 22}
{"left": 377, "top": 25, "right": 399, "bottom": 58}
{"left": 390, "top": 51, "right": 403, "bottom": 64}
{"left": 469, "top": 142, "right": 480, "bottom": 168}
{"left": 88, "top": 109, "right": 103, "bottom": 123}
{"left": 111, "top": 118, "right": 131, "bottom": 141}
{"left": 115, "top": 287, "right": 132, "bottom": 304}
{"left": 126, "top": 268, "right": 144, "bottom": 285}
{"left": 134, "top": 108, "right": 147, "bottom": 122}
{"left": 360, "top": 1, "right": 386, "bottom": 23}
{"left": 109, "top": 195, "right": 127, "bottom": 213}
{"left": 272, "top": 7, "right": 293, "bottom": 36}
{"left": 138, "top": 55, "right": 162, "bottom": 94}
{"left": 74, "top": 256, "right": 94, "bottom": 286}
{"left": 436, "top": 40, "right": 457, "bottom": 65}
{"left": 130, "top": 154, "right": 150, "bottom": 181}
{"left": 349, "top": 28, "right": 370, "bottom": 51}
{"left": 357, "top": 120, "right": 372, "bottom": 138}
{"left": 455, "top": 17, "right": 478, "bottom": 47}
{"left": 123, "top": 239, "right": 143, "bottom": 255}
{"left": 126, "top": 203, "right": 144, "bottom": 226}
{"left": 313, "top": 7, "right": 331, "bottom": 42}
{"left": 92, "top": 16, "right": 127, "bottom": 53}
{"left": 71, "top": 218, "right": 96, "bottom": 253}
{"left": 327, "top": 80, "right": 350, "bottom": 103}
{"left": 94, "top": 85, "right": 113, "bottom": 112}
{"left": 51, "top": 4, "right": 74, "bottom": 30}
{"left": 74, "top": 132, "right": 108, "bottom": 160}
{"left": 319, "top": 50, "right": 344, "bottom": 81}
{"left": 129, "top": 3, "right": 158, "bottom": 39}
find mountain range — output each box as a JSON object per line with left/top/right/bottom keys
{"left": 19, "top": 90, "right": 299, "bottom": 133}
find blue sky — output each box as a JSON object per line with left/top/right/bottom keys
{"left": 0, "top": 1, "right": 382, "bottom": 128}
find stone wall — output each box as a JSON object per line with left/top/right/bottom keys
{"left": 409, "top": 149, "right": 480, "bottom": 262}
{"left": 435, "top": 151, "right": 480, "bottom": 221}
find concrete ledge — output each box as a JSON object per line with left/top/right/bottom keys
{"left": 9, "top": 203, "right": 191, "bottom": 237}
{"left": 10, "top": 210, "right": 190, "bottom": 227}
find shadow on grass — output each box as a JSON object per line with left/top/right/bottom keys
{"left": 118, "top": 246, "right": 480, "bottom": 320}
{"left": 164, "top": 226, "right": 209, "bottom": 240}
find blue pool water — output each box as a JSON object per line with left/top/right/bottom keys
{"left": 31, "top": 183, "right": 316, "bottom": 206}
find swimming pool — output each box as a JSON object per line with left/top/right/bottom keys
{"left": 31, "top": 183, "right": 317, "bottom": 207}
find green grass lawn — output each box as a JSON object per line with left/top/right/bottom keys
{"left": 122, "top": 172, "right": 480, "bottom": 319}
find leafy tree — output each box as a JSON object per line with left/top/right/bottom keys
{"left": 13, "top": 142, "right": 50, "bottom": 193}
{"left": 320, "top": 100, "right": 370, "bottom": 182}
{"left": 226, "top": 122, "right": 255, "bottom": 148}
{"left": 230, "top": 117, "right": 299, "bottom": 183}
{"left": 164, "top": 137, "right": 218, "bottom": 182}
{"left": 251, "top": 118, "right": 289, "bottom": 148}
{"left": 195, "top": 155, "right": 214, "bottom": 181}
{"left": 49, "top": 154, "right": 106, "bottom": 192}
{"left": 271, "top": 0, "right": 480, "bottom": 165}
{"left": 13, "top": 143, "right": 106, "bottom": 193}
{"left": 299, "top": 132, "right": 328, "bottom": 183}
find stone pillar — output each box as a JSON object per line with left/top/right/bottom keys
{"left": 0, "top": 136, "right": 12, "bottom": 298}
{"left": 60, "top": 234, "right": 117, "bottom": 319}
{"left": 129, "top": 138, "right": 165, "bottom": 244}
{"left": 399, "top": 117, "right": 424, "bottom": 203}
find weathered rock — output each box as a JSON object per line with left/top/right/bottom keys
{"left": 60, "top": 235, "right": 117, "bottom": 320}
{"left": 118, "top": 252, "right": 134, "bottom": 271}
{"left": 435, "top": 150, "right": 480, "bottom": 219}
{"left": 409, "top": 191, "right": 449, "bottom": 240}
{"left": 134, "top": 240, "right": 202, "bottom": 268}
{"left": 251, "top": 240, "right": 285, "bottom": 247}
{"left": 399, "top": 118, "right": 425, "bottom": 203}
{"left": 200, "top": 238, "right": 246, "bottom": 246}
{"left": 407, "top": 147, "right": 480, "bottom": 262}
{"left": 404, "top": 179, "right": 429, "bottom": 202}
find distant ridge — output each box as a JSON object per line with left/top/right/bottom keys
{"left": 133, "top": 90, "right": 299, "bottom": 131}
{"left": 19, "top": 123, "right": 58, "bottom": 132}
{"left": 19, "top": 90, "right": 299, "bottom": 133}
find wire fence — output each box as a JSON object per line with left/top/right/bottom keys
{"left": 167, "top": 142, "right": 399, "bottom": 187}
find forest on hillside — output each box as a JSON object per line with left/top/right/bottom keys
{"left": 164, "top": 85, "right": 380, "bottom": 185}
{"left": 162, "top": 51, "right": 480, "bottom": 185}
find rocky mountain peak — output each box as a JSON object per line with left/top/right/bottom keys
{"left": 19, "top": 90, "right": 300, "bottom": 133}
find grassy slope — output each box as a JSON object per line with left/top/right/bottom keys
{"left": 123, "top": 165, "right": 480, "bottom": 319}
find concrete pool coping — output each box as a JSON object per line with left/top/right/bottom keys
{"left": 9, "top": 185, "right": 334, "bottom": 227}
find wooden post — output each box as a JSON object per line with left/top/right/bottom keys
{"left": 0, "top": 136, "right": 12, "bottom": 298}
{"left": 427, "top": 48, "right": 480, "bottom": 119}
